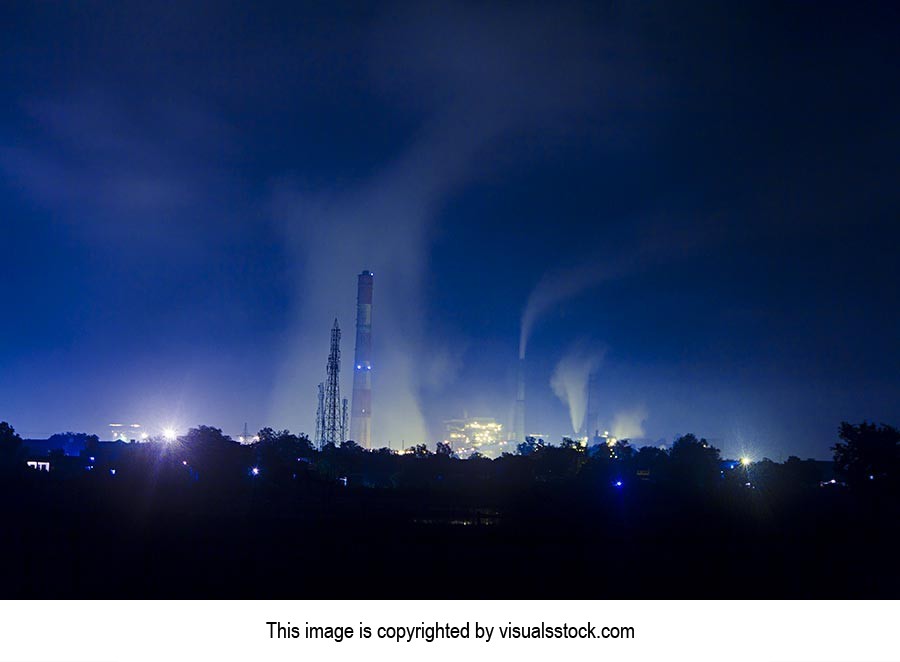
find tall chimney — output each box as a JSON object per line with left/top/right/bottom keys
{"left": 350, "top": 270, "right": 374, "bottom": 447}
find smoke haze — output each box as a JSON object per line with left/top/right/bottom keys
{"left": 269, "top": 4, "right": 617, "bottom": 444}
{"left": 611, "top": 405, "right": 649, "bottom": 441}
{"left": 550, "top": 341, "right": 606, "bottom": 435}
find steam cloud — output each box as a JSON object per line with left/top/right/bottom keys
{"left": 550, "top": 341, "right": 605, "bottom": 435}
{"left": 519, "top": 263, "right": 620, "bottom": 359}
{"left": 518, "top": 218, "right": 707, "bottom": 361}
{"left": 269, "top": 4, "right": 610, "bottom": 444}
{"left": 611, "top": 405, "right": 648, "bottom": 440}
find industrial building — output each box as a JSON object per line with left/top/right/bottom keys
{"left": 444, "top": 417, "right": 508, "bottom": 458}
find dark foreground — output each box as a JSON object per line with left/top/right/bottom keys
{"left": 3, "top": 475, "right": 897, "bottom": 598}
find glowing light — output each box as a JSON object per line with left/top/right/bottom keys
{"left": 163, "top": 428, "right": 177, "bottom": 441}
{"left": 109, "top": 469, "right": 116, "bottom": 476}
{"left": 251, "top": 467, "right": 260, "bottom": 476}
{"left": 614, "top": 480, "right": 623, "bottom": 488}
{"left": 740, "top": 457, "right": 752, "bottom": 466}
{"left": 140, "top": 432, "right": 149, "bottom": 440}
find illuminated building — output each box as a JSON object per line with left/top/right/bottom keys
{"left": 589, "top": 429, "right": 618, "bottom": 447}
{"left": 444, "top": 417, "right": 508, "bottom": 458}
{"left": 108, "top": 423, "right": 146, "bottom": 442}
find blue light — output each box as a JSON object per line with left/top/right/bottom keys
{"left": 367, "top": 365, "right": 371, "bottom": 370}
{"left": 109, "top": 469, "right": 116, "bottom": 476}
{"left": 614, "top": 480, "right": 623, "bottom": 488}
{"left": 251, "top": 467, "right": 260, "bottom": 476}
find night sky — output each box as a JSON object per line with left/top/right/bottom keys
{"left": 1, "top": 2, "right": 898, "bottom": 459}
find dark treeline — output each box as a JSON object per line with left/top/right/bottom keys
{"left": 1, "top": 420, "right": 898, "bottom": 599}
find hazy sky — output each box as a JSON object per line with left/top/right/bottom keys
{"left": 1, "top": 2, "right": 898, "bottom": 459}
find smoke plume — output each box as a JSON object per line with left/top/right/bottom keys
{"left": 520, "top": 263, "right": 622, "bottom": 359}
{"left": 550, "top": 341, "right": 605, "bottom": 435}
{"left": 270, "top": 4, "right": 611, "bottom": 444}
{"left": 611, "top": 405, "right": 648, "bottom": 440}
{"left": 518, "top": 219, "right": 709, "bottom": 360}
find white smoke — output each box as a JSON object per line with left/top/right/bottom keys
{"left": 518, "top": 222, "right": 703, "bottom": 360}
{"left": 611, "top": 405, "right": 648, "bottom": 440}
{"left": 550, "top": 341, "right": 605, "bottom": 435}
{"left": 269, "top": 4, "right": 613, "bottom": 445}
{"left": 520, "top": 264, "right": 619, "bottom": 359}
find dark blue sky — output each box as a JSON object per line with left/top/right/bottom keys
{"left": 1, "top": 1, "right": 897, "bottom": 458}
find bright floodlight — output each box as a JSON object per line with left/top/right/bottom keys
{"left": 163, "top": 427, "right": 177, "bottom": 441}
{"left": 740, "top": 456, "right": 752, "bottom": 466}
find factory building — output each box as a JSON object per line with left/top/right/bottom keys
{"left": 444, "top": 417, "right": 508, "bottom": 459}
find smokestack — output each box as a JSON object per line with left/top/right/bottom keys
{"left": 350, "top": 270, "right": 374, "bottom": 448}
{"left": 514, "top": 357, "right": 525, "bottom": 443}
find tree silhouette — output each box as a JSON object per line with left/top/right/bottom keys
{"left": 180, "top": 426, "right": 243, "bottom": 482}
{"left": 560, "top": 437, "right": 584, "bottom": 452}
{"left": 407, "top": 443, "right": 431, "bottom": 457}
{"left": 340, "top": 439, "right": 362, "bottom": 453}
{"left": 435, "top": 441, "right": 453, "bottom": 457}
{"left": 668, "top": 433, "right": 721, "bottom": 490}
{"left": 517, "top": 436, "right": 544, "bottom": 456}
{"left": 253, "top": 428, "right": 314, "bottom": 481}
{"left": 0, "top": 421, "right": 24, "bottom": 471}
{"left": 832, "top": 421, "right": 899, "bottom": 488}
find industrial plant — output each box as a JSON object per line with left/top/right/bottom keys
{"left": 443, "top": 417, "right": 507, "bottom": 458}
